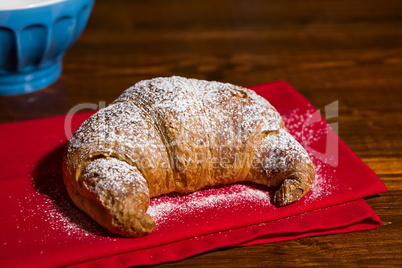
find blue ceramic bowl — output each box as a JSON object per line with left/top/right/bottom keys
{"left": 0, "top": 0, "right": 94, "bottom": 95}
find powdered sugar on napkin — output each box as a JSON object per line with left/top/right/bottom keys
{"left": 16, "top": 177, "right": 115, "bottom": 242}
{"left": 148, "top": 183, "right": 271, "bottom": 226}
{"left": 282, "top": 105, "right": 335, "bottom": 202}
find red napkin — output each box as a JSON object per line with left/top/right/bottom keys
{"left": 0, "top": 81, "right": 387, "bottom": 267}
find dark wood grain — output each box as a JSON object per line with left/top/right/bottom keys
{"left": 1, "top": 0, "right": 401, "bottom": 266}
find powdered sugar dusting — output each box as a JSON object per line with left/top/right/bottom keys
{"left": 30, "top": 175, "right": 114, "bottom": 240}
{"left": 307, "top": 161, "right": 333, "bottom": 201}
{"left": 146, "top": 104, "right": 336, "bottom": 228}
{"left": 255, "top": 128, "right": 310, "bottom": 175}
{"left": 65, "top": 76, "right": 298, "bottom": 199}
{"left": 62, "top": 77, "right": 334, "bottom": 235}
{"left": 113, "top": 76, "right": 285, "bottom": 189}
{"left": 148, "top": 183, "right": 271, "bottom": 226}
{"left": 281, "top": 106, "right": 335, "bottom": 201}
{"left": 81, "top": 157, "right": 149, "bottom": 208}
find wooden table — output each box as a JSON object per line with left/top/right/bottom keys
{"left": 1, "top": 0, "right": 401, "bottom": 266}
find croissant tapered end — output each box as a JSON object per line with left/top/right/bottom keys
{"left": 110, "top": 206, "right": 156, "bottom": 237}
{"left": 64, "top": 156, "right": 156, "bottom": 237}
{"left": 273, "top": 179, "right": 307, "bottom": 206}
{"left": 247, "top": 127, "right": 315, "bottom": 206}
{"left": 273, "top": 163, "right": 315, "bottom": 206}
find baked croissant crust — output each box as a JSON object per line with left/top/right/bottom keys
{"left": 62, "top": 76, "right": 315, "bottom": 237}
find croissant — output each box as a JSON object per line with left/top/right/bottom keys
{"left": 62, "top": 76, "right": 315, "bottom": 237}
